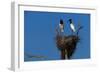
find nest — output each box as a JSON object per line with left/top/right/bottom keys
{"left": 56, "top": 34, "right": 79, "bottom": 59}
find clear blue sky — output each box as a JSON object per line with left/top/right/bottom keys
{"left": 24, "top": 11, "right": 90, "bottom": 62}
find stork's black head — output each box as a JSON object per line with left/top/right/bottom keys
{"left": 68, "top": 19, "right": 72, "bottom": 23}
{"left": 60, "top": 19, "right": 63, "bottom": 24}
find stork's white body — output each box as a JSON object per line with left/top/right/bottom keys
{"left": 59, "top": 24, "right": 64, "bottom": 32}
{"left": 70, "top": 23, "right": 76, "bottom": 32}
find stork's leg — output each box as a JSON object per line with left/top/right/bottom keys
{"left": 61, "top": 49, "right": 66, "bottom": 59}
{"left": 65, "top": 49, "right": 68, "bottom": 59}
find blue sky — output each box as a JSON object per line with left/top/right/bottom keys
{"left": 24, "top": 11, "right": 90, "bottom": 61}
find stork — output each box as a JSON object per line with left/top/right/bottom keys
{"left": 59, "top": 19, "right": 64, "bottom": 33}
{"left": 68, "top": 19, "right": 76, "bottom": 33}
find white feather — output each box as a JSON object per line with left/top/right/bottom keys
{"left": 59, "top": 24, "right": 64, "bottom": 32}
{"left": 70, "top": 23, "right": 76, "bottom": 32}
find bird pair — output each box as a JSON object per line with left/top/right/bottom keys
{"left": 59, "top": 19, "right": 76, "bottom": 34}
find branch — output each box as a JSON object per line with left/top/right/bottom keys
{"left": 77, "top": 26, "right": 83, "bottom": 35}
{"left": 25, "top": 52, "right": 47, "bottom": 59}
